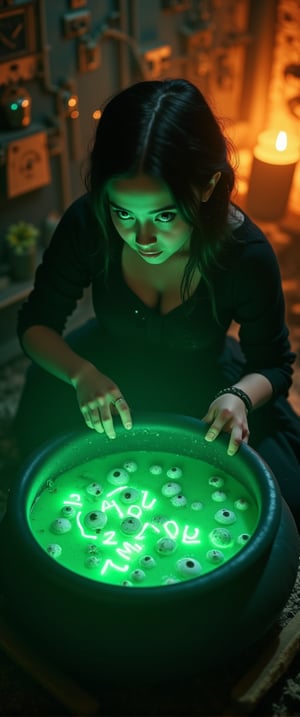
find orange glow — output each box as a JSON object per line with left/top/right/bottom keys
{"left": 92, "top": 109, "right": 101, "bottom": 120}
{"left": 68, "top": 96, "right": 78, "bottom": 108}
{"left": 70, "top": 109, "right": 79, "bottom": 119}
{"left": 275, "top": 131, "right": 287, "bottom": 152}
{"left": 21, "top": 98, "right": 30, "bottom": 108}
{"left": 254, "top": 129, "right": 299, "bottom": 165}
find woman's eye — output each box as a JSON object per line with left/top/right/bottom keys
{"left": 156, "top": 212, "right": 176, "bottom": 223}
{"left": 114, "top": 209, "right": 133, "bottom": 221}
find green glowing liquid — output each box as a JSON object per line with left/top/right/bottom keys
{"left": 29, "top": 451, "right": 259, "bottom": 587}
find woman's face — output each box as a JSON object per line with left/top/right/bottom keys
{"left": 106, "top": 173, "right": 193, "bottom": 264}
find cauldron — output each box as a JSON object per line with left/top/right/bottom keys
{"left": 0, "top": 414, "right": 299, "bottom": 685}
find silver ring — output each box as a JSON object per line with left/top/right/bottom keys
{"left": 113, "top": 396, "right": 123, "bottom": 405}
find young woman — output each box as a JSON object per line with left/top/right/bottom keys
{"left": 15, "top": 78, "right": 300, "bottom": 525}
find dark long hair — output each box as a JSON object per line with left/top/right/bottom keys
{"left": 85, "top": 78, "right": 237, "bottom": 300}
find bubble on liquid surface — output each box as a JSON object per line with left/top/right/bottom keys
{"left": 214, "top": 509, "right": 236, "bottom": 525}
{"left": 166, "top": 466, "right": 183, "bottom": 479}
{"left": 47, "top": 543, "right": 62, "bottom": 558}
{"left": 121, "top": 517, "right": 142, "bottom": 535}
{"left": 161, "top": 482, "right": 182, "bottom": 498}
{"left": 119, "top": 488, "right": 140, "bottom": 504}
{"left": 209, "top": 527, "right": 232, "bottom": 547}
{"left": 107, "top": 468, "right": 129, "bottom": 486}
{"left": 51, "top": 518, "right": 72, "bottom": 534}
{"left": 191, "top": 501, "right": 203, "bottom": 511}
{"left": 84, "top": 511, "right": 108, "bottom": 529}
{"left": 209, "top": 475, "right": 224, "bottom": 488}
{"left": 176, "top": 558, "right": 202, "bottom": 577}
{"left": 86, "top": 482, "right": 103, "bottom": 497}
{"left": 156, "top": 537, "right": 177, "bottom": 555}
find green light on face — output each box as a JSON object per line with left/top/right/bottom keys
{"left": 29, "top": 451, "right": 259, "bottom": 587}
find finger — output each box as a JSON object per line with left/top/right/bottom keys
{"left": 82, "top": 405, "right": 104, "bottom": 433}
{"left": 227, "top": 424, "right": 249, "bottom": 456}
{"left": 112, "top": 395, "right": 132, "bottom": 430}
{"left": 100, "top": 406, "right": 116, "bottom": 439}
{"left": 204, "top": 423, "right": 222, "bottom": 443}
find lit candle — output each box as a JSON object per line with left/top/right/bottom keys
{"left": 247, "top": 130, "right": 299, "bottom": 221}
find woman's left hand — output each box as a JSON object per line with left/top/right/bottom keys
{"left": 201, "top": 394, "right": 250, "bottom": 456}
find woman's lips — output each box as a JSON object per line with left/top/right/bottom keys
{"left": 138, "top": 249, "right": 163, "bottom": 257}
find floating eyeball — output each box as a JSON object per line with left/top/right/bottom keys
{"left": 131, "top": 569, "right": 146, "bottom": 583}
{"left": 121, "top": 517, "right": 142, "bottom": 535}
{"left": 61, "top": 505, "right": 76, "bottom": 519}
{"left": 123, "top": 460, "right": 138, "bottom": 473}
{"left": 214, "top": 509, "right": 236, "bottom": 525}
{"left": 206, "top": 549, "right": 225, "bottom": 564}
{"left": 166, "top": 466, "right": 183, "bottom": 480}
{"left": 86, "top": 482, "right": 103, "bottom": 497}
{"left": 191, "top": 501, "right": 204, "bottom": 511}
{"left": 119, "top": 488, "right": 140, "bottom": 504}
{"left": 176, "top": 558, "right": 202, "bottom": 578}
{"left": 156, "top": 537, "right": 177, "bottom": 555}
{"left": 46, "top": 543, "right": 62, "bottom": 558}
{"left": 121, "top": 580, "right": 133, "bottom": 587}
{"left": 211, "top": 491, "right": 227, "bottom": 502}
{"left": 209, "top": 527, "right": 232, "bottom": 547}
{"left": 51, "top": 518, "right": 72, "bottom": 534}
{"left": 107, "top": 468, "right": 129, "bottom": 486}
{"left": 86, "top": 543, "right": 101, "bottom": 556}
{"left": 237, "top": 533, "right": 251, "bottom": 545}
{"left": 161, "top": 482, "right": 182, "bottom": 498}
{"left": 85, "top": 555, "right": 101, "bottom": 568}
{"left": 171, "top": 494, "right": 187, "bottom": 507}
{"left": 149, "top": 464, "right": 163, "bottom": 475}
{"left": 209, "top": 475, "right": 224, "bottom": 488}
{"left": 234, "top": 498, "right": 249, "bottom": 511}
{"left": 140, "top": 555, "right": 156, "bottom": 569}
{"left": 84, "top": 511, "right": 108, "bottom": 529}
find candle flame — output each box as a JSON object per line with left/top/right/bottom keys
{"left": 275, "top": 131, "right": 287, "bottom": 152}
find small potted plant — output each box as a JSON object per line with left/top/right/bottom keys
{"left": 5, "top": 221, "right": 39, "bottom": 281}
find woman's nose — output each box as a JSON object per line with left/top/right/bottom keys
{"left": 135, "top": 224, "right": 157, "bottom": 247}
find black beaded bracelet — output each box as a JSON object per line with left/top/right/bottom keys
{"left": 214, "top": 386, "right": 253, "bottom": 413}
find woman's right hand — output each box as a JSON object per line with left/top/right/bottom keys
{"left": 72, "top": 362, "right": 132, "bottom": 439}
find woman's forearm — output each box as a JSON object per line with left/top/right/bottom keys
{"left": 22, "top": 325, "right": 93, "bottom": 385}
{"left": 234, "top": 373, "right": 273, "bottom": 410}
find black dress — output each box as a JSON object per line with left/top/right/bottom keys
{"left": 15, "top": 195, "right": 300, "bottom": 525}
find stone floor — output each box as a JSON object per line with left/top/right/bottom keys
{"left": 0, "top": 216, "right": 299, "bottom": 716}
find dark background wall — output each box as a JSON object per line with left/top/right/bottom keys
{"left": 0, "top": 0, "right": 285, "bottom": 361}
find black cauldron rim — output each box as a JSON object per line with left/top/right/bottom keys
{"left": 8, "top": 412, "right": 283, "bottom": 601}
